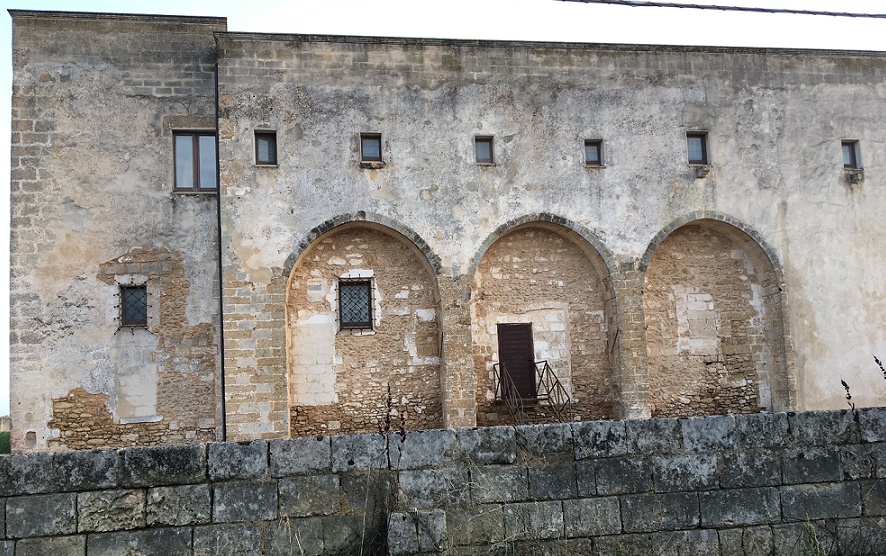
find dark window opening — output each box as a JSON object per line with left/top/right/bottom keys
{"left": 475, "top": 136, "right": 494, "bottom": 164}
{"left": 339, "top": 279, "right": 372, "bottom": 329}
{"left": 121, "top": 286, "right": 147, "bottom": 327}
{"left": 255, "top": 131, "right": 277, "bottom": 165}
{"left": 174, "top": 131, "right": 217, "bottom": 191}
{"left": 360, "top": 133, "right": 382, "bottom": 162}
{"left": 584, "top": 140, "right": 603, "bottom": 166}
{"left": 842, "top": 140, "right": 860, "bottom": 169}
{"left": 687, "top": 133, "right": 708, "bottom": 165}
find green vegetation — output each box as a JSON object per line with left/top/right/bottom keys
{"left": 0, "top": 431, "right": 10, "bottom": 454}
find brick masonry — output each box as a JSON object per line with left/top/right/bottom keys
{"left": 1, "top": 409, "right": 886, "bottom": 555}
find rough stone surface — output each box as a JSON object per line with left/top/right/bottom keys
{"left": 503, "top": 501, "right": 564, "bottom": 541}
{"left": 789, "top": 410, "right": 860, "bottom": 446}
{"left": 859, "top": 407, "right": 886, "bottom": 443}
{"left": 735, "top": 412, "right": 790, "bottom": 449}
{"left": 52, "top": 449, "right": 118, "bottom": 491}
{"left": 331, "top": 433, "right": 387, "bottom": 472}
{"left": 399, "top": 468, "right": 470, "bottom": 509}
{"left": 213, "top": 480, "right": 278, "bottom": 522}
{"left": 529, "top": 462, "right": 577, "bottom": 501}
{"left": 652, "top": 454, "right": 719, "bottom": 492}
{"left": 87, "top": 527, "right": 193, "bottom": 556}
{"left": 77, "top": 489, "right": 146, "bottom": 532}
{"left": 625, "top": 418, "right": 681, "bottom": 455}
{"left": 193, "top": 523, "right": 261, "bottom": 556}
{"left": 0, "top": 453, "right": 53, "bottom": 496}
{"left": 471, "top": 465, "right": 529, "bottom": 504}
{"left": 573, "top": 420, "right": 627, "bottom": 459}
{"left": 682, "top": 414, "right": 736, "bottom": 452}
{"left": 516, "top": 423, "right": 573, "bottom": 458}
{"left": 6, "top": 493, "right": 76, "bottom": 538}
{"left": 279, "top": 475, "right": 340, "bottom": 517}
{"left": 14, "top": 536, "right": 86, "bottom": 556}
{"left": 455, "top": 427, "right": 516, "bottom": 465}
{"left": 781, "top": 482, "right": 862, "bottom": 521}
{"left": 387, "top": 509, "right": 446, "bottom": 555}
{"left": 446, "top": 505, "right": 506, "bottom": 546}
{"left": 563, "top": 497, "right": 621, "bottom": 537}
{"left": 721, "top": 450, "right": 782, "bottom": 488}
{"left": 782, "top": 447, "right": 842, "bottom": 484}
{"left": 262, "top": 518, "right": 324, "bottom": 556}
{"left": 146, "top": 484, "right": 211, "bottom": 526}
{"left": 621, "top": 492, "right": 700, "bottom": 533}
{"left": 122, "top": 444, "right": 206, "bottom": 487}
{"left": 389, "top": 429, "right": 456, "bottom": 469}
{"left": 718, "top": 526, "right": 774, "bottom": 556}
{"left": 596, "top": 456, "right": 652, "bottom": 495}
{"left": 700, "top": 487, "right": 780, "bottom": 527}
{"left": 269, "top": 436, "right": 331, "bottom": 476}
{"left": 208, "top": 440, "right": 268, "bottom": 480}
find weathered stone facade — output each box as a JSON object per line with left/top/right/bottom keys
{"left": 8, "top": 9, "right": 886, "bottom": 451}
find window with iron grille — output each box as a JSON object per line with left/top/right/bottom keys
{"left": 121, "top": 285, "right": 148, "bottom": 327}
{"left": 174, "top": 131, "right": 217, "bottom": 191}
{"left": 339, "top": 279, "right": 372, "bottom": 329}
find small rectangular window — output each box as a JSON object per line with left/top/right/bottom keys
{"left": 584, "top": 140, "right": 603, "bottom": 166}
{"left": 687, "top": 132, "right": 708, "bottom": 165}
{"left": 339, "top": 279, "right": 372, "bottom": 329}
{"left": 255, "top": 131, "right": 277, "bottom": 165}
{"left": 360, "top": 133, "right": 382, "bottom": 162}
{"left": 842, "top": 140, "right": 861, "bottom": 169}
{"left": 121, "top": 286, "right": 147, "bottom": 327}
{"left": 475, "top": 136, "right": 494, "bottom": 164}
{"left": 174, "top": 131, "right": 217, "bottom": 191}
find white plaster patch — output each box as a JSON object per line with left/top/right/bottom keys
{"left": 415, "top": 308, "right": 436, "bottom": 322}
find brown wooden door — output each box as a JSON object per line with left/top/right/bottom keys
{"left": 497, "top": 323, "right": 535, "bottom": 399}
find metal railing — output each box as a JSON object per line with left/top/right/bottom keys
{"left": 492, "top": 360, "right": 572, "bottom": 425}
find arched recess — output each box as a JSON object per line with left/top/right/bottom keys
{"left": 285, "top": 217, "right": 443, "bottom": 436}
{"left": 470, "top": 216, "right": 618, "bottom": 425}
{"left": 641, "top": 213, "right": 793, "bottom": 417}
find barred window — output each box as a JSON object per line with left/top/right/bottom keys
{"left": 121, "top": 286, "right": 147, "bottom": 327}
{"left": 339, "top": 279, "right": 372, "bottom": 329}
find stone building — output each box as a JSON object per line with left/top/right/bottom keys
{"left": 8, "top": 9, "right": 886, "bottom": 452}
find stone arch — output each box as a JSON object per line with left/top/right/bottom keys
{"left": 470, "top": 217, "right": 619, "bottom": 425}
{"left": 285, "top": 218, "right": 443, "bottom": 436}
{"left": 641, "top": 213, "right": 793, "bottom": 417}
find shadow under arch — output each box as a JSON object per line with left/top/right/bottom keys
{"left": 467, "top": 213, "right": 618, "bottom": 285}
{"left": 284, "top": 213, "right": 445, "bottom": 437}
{"left": 468, "top": 213, "right": 622, "bottom": 423}
{"left": 284, "top": 211, "right": 442, "bottom": 281}
{"left": 640, "top": 211, "right": 794, "bottom": 413}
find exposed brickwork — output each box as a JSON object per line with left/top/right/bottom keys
{"left": 287, "top": 226, "right": 442, "bottom": 435}
{"left": 472, "top": 227, "right": 613, "bottom": 425}
{"left": 644, "top": 225, "right": 774, "bottom": 417}
{"left": 46, "top": 247, "right": 218, "bottom": 450}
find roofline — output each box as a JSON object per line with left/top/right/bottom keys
{"left": 8, "top": 9, "right": 227, "bottom": 27}
{"left": 215, "top": 31, "right": 886, "bottom": 57}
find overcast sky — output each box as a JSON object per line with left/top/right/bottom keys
{"left": 1, "top": 0, "right": 884, "bottom": 417}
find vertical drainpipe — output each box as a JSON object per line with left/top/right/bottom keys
{"left": 213, "top": 34, "right": 227, "bottom": 441}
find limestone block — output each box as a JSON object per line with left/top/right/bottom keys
{"left": 503, "top": 501, "right": 564, "bottom": 541}
{"left": 625, "top": 418, "right": 681, "bottom": 455}
{"left": 0, "top": 541, "right": 10, "bottom": 556}
{"left": 860, "top": 480, "right": 886, "bottom": 516}
{"left": 839, "top": 444, "right": 886, "bottom": 480}
{"left": 681, "top": 414, "right": 736, "bottom": 452}
{"left": 455, "top": 426, "right": 516, "bottom": 465}
{"left": 6, "top": 493, "right": 76, "bottom": 538}
{"left": 563, "top": 497, "right": 621, "bottom": 537}
{"left": 208, "top": 440, "right": 268, "bottom": 481}
{"left": 122, "top": 444, "right": 206, "bottom": 487}
{"left": 388, "top": 429, "right": 456, "bottom": 470}
{"left": 718, "top": 526, "right": 774, "bottom": 556}
{"left": 212, "top": 480, "right": 278, "bottom": 522}
{"left": 652, "top": 454, "right": 719, "bottom": 492}
{"left": 835, "top": 518, "right": 886, "bottom": 556}
{"left": 721, "top": 450, "right": 782, "bottom": 488}
{"left": 279, "top": 475, "right": 340, "bottom": 517}
{"left": 595, "top": 456, "right": 652, "bottom": 495}
{"left": 321, "top": 515, "right": 366, "bottom": 554}
{"left": 270, "top": 436, "right": 331, "bottom": 476}
{"left": 193, "top": 523, "right": 261, "bottom": 556}
{"left": 771, "top": 522, "right": 835, "bottom": 556}
{"left": 699, "top": 487, "right": 780, "bottom": 527}
{"left": 146, "top": 484, "right": 211, "bottom": 527}
{"left": 387, "top": 510, "right": 446, "bottom": 555}
{"left": 781, "top": 482, "right": 861, "bottom": 521}
{"left": 0, "top": 453, "right": 53, "bottom": 496}
{"left": 528, "top": 462, "right": 577, "bottom": 501}
{"left": 470, "top": 465, "right": 529, "bottom": 504}
{"left": 261, "top": 518, "right": 324, "bottom": 556}
{"left": 572, "top": 420, "right": 627, "bottom": 460}
{"left": 789, "top": 409, "right": 860, "bottom": 447}
{"left": 398, "top": 468, "right": 470, "bottom": 509}
{"left": 515, "top": 423, "right": 573, "bottom": 457}
{"left": 782, "top": 447, "right": 842, "bottom": 484}
{"left": 53, "top": 449, "right": 118, "bottom": 491}
{"left": 735, "top": 412, "right": 790, "bottom": 449}
{"left": 859, "top": 407, "right": 886, "bottom": 443}
{"left": 445, "top": 504, "right": 506, "bottom": 546}
{"left": 0, "top": 500, "right": 3, "bottom": 539}
{"left": 331, "top": 433, "right": 387, "bottom": 473}
{"left": 339, "top": 471, "right": 395, "bottom": 515}
{"left": 574, "top": 460, "right": 596, "bottom": 497}
{"left": 86, "top": 527, "right": 191, "bottom": 556}
{"left": 621, "top": 492, "right": 699, "bottom": 533}
{"left": 14, "top": 536, "right": 86, "bottom": 556}
{"left": 77, "top": 489, "right": 146, "bottom": 532}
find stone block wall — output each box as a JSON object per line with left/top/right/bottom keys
{"left": 2, "top": 408, "right": 886, "bottom": 554}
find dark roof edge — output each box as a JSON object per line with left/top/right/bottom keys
{"left": 8, "top": 9, "right": 227, "bottom": 27}
{"left": 215, "top": 31, "right": 886, "bottom": 57}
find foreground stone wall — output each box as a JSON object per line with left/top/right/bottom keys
{"left": 2, "top": 408, "right": 886, "bottom": 555}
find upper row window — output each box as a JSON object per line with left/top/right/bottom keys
{"left": 687, "top": 132, "right": 708, "bottom": 165}
{"left": 174, "top": 132, "right": 217, "bottom": 191}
